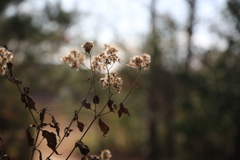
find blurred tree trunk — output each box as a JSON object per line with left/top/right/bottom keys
{"left": 147, "top": 0, "right": 175, "bottom": 159}
{"left": 185, "top": 0, "right": 196, "bottom": 72}
{"left": 147, "top": 1, "right": 161, "bottom": 159}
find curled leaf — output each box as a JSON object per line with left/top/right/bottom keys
{"left": 25, "top": 95, "right": 37, "bottom": 110}
{"left": 49, "top": 115, "right": 61, "bottom": 139}
{"left": 64, "top": 127, "right": 73, "bottom": 137}
{"left": 40, "top": 108, "right": 46, "bottom": 124}
{"left": 107, "top": 100, "right": 114, "bottom": 112}
{"left": 42, "top": 130, "right": 61, "bottom": 155}
{"left": 5, "top": 73, "right": 22, "bottom": 85}
{"left": 77, "top": 121, "right": 85, "bottom": 132}
{"left": 82, "top": 99, "right": 91, "bottom": 109}
{"left": 98, "top": 118, "right": 109, "bottom": 136}
{"left": 118, "top": 103, "right": 130, "bottom": 118}
{"left": 25, "top": 127, "right": 34, "bottom": 146}
{"left": 75, "top": 141, "right": 90, "bottom": 155}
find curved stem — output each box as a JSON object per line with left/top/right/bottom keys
{"left": 30, "top": 129, "right": 41, "bottom": 160}
{"left": 120, "top": 69, "right": 141, "bottom": 104}
{"left": 48, "top": 52, "right": 96, "bottom": 159}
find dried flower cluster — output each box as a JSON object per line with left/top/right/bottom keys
{"left": 127, "top": 53, "right": 151, "bottom": 70}
{"left": 100, "top": 72, "right": 123, "bottom": 93}
{"left": 83, "top": 149, "right": 112, "bottom": 160}
{"left": 100, "top": 149, "right": 112, "bottom": 160}
{"left": 1, "top": 41, "right": 151, "bottom": 160}
{"left": 82, "top": 41, "right": 94, "bottom": 53}
{"left": 91, "top": 44, "right": 121, "bottom": 71}
{"left": 0, "top": 46, "right": 13, "bottom": 75}
{"left": 61, "top": 49, "right": 86, "bottom": 70}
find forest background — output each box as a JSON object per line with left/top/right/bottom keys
{"left": 1, "top": 0, "right": 240, "bottom": 160}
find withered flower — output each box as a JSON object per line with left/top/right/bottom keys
{"left": 61, "top": 49, "right": 86, "bottom": 70}
{"left": 100, "top": 72, "right": 123, "bottom": 93}
{"left": 0, "top": 46, "right": 13, "bottom": 75}
{"left": 82, "top": 41, "right": 94, "bottom": 53}
{"left": 91, "top": 44, "right": 121, "bottom": 71}
{"left": 127, "top": 53, "right": 151, "bottom": 70}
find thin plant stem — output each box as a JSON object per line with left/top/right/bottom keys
{"left": 48, "top": 52, "right": 96, "bottom": 159}
{"left": 35, "top": 137, "right": 44, "bottom": 148}
{"left": 120, "top": 69, "right": 141, "bottom": 104}
{"left": 31, "top": 129, "right": 41, "bottom": 160}
{"left": 7, "top": 68, "right": 41, "bottom": 160}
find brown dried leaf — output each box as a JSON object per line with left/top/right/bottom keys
{"left": 123, "top": 107, "right": 130, "bottom": 117}
{"left": 107, "top": 100, "right": 114, "bottom": 112}
{"left": 93, "top": 95, "right": 100, "bottom": 104}
{"left": 50, "top": 116, "right": 60, "bottom": 139}
{"left": 77, "top": 121, "right": 85, "bottom": 132}
{"left": 118, "top": 103, "right": 130, "bottom": 118}
{"left": 40, "top": 108, "right": 46, "bottom": 124}
{"left": 5, "top": 74, "right": 22, "bottom": 85}
{"left": 42, "top": 130, "right": 61, "bottom": 155}
{"left": 75, "top": 141, "right": 90, "bottom": 155}
{"left": 25, "top": 128, "right": 34, "bottom": 146}
{"left": 64, "top": 127, "right": 73, "bottom": 137}
{"left": 82, "top": 99, "right": 91, "bottom": 109}
{"left": 98, "top": 118, "right": 109, "bottom": 136}
{"left": 25, "top": 95, "right": 36, "bottom": 110}
{"left": 118, "top": 109, "right": 123, "bottom": 118}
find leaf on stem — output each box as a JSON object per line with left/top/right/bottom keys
{"left": 5, "top": 73, "right": 22, "bottom": 85}
{"left": 25, "top": 127, "right": 34, "bottom": 146}
{"left": 82, "top": 99, "right": 91, "bottom": 109}
{"left": 42, "top": 130, "right": 61, "bottom": 155}
{"left": 118, "top": 103, "right": 130, "bottom": 118}
{"left": 93, "top": 95, "right": 100, "bottom": 104}
{"left": 25, "top": 95, "right": 37, "bottom": 110}
{"left": 64, "top": 127, "right": 73, "bottom": 137}
{"left": 40, "top": 108, "right": 46, "bottom": 124}
{"left": 23, "top": 87, "right": 31, "bottom": 94}
{"left": 21, "top": 93, "right": 36, "bottom": 110}
{"left": 75, "top": 141, "right": 90, "bottom": 155}
{"left": 73, "top": 110, "right": 78, "bottom": 121}
{"left": 98, "top": 118, "right": 109, "bottom": 136}
{"left": 77, "top": 121, "right": 85, "bottom": 132}
{"left": 49, "top": 115, "right": 61, "bottom": 139}
{"left": 5, "top": 62, "right": 22, "bottom": 85}
{"left": 107, "top": 100, "right": 114, "bottom": 112}
{"left": 20, "top": 87, "right": 36, "bottom": 110}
